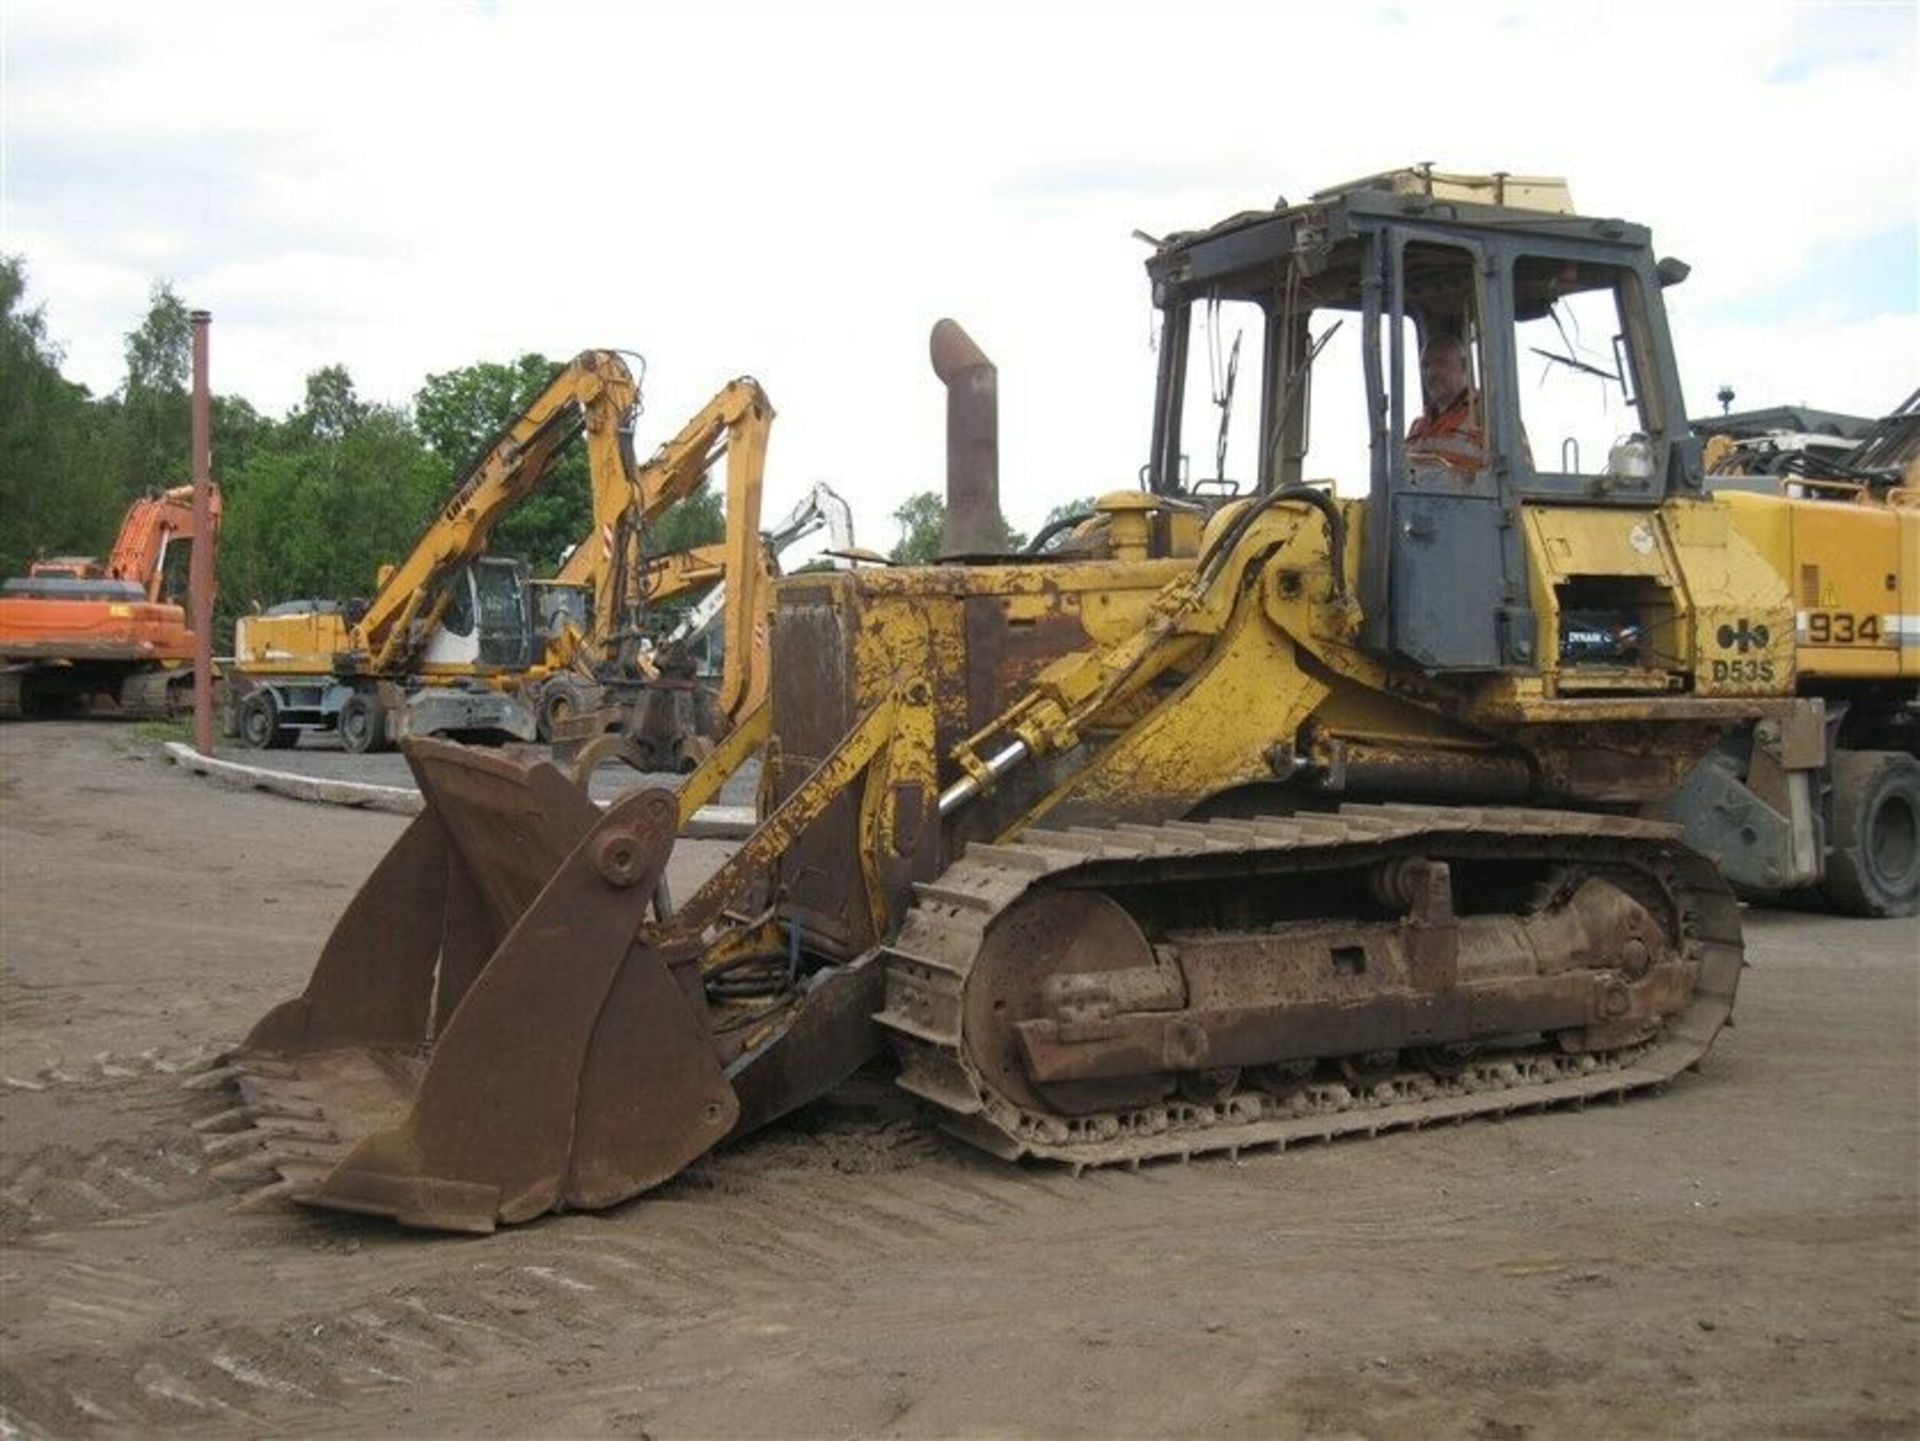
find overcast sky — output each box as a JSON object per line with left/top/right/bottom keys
{"left": 4, "top": 0, "right": 1915, "bottom": 550}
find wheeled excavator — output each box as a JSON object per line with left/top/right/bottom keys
{"left": 214, "top": 168, "right": 1885, "bottom": 1233}
{"left": 1, "top": 483, "right": 223, "bottom": 718}
{"left": 228, "top": 354, "right": 775, "bottom": 762}
{"left": 228, "top": 351, "right": 645, "bottom": 750}
{"left": 1669, "top": 390, "right": 1919, "bottom": 915}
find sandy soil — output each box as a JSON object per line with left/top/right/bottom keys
{"left": 1, "top": 721, "right": 1914, "bottom": 1439}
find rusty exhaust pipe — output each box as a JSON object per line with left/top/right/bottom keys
{"left": 190, "top": 309, "right": 214, "bottom": 756}
{"left": 930, "top": 318, "right": 1003, "bottom": 555}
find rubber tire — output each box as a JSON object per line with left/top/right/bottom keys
{"left": 536, "top": 680, "right": 579, "bottom": 745}
{"left": 537, "top": 677, "right": 606, "bottom": 745}
{"left": 338, "top": 693, "right": 387, "bottom": 754}
{"left": 238, "top": 691, "right": 295, "bottom": 751}
{"left": 1824, "top": 750, "right": 1920, "bottom": 918}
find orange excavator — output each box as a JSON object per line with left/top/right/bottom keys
{"left": 0, "top": 483, "right": 223, "bottom": 719}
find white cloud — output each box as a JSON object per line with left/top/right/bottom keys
{"left": 3, "top": 0, "right": 1914, "bottom": 546}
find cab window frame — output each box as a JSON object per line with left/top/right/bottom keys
{"left": 1500, "top": 244, "right": 1670, "bottom": 496}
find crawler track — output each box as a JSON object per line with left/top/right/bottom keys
{"left": 876, "top": 804, "right": 1745, "bottom": 1168}
{"left": 116, "top": 666, "right": 189, "bottom": 720}
{"left": 0, "top": 663, "right": 184, "bottom": 720}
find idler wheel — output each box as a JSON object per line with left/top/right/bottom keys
{"left": 964, "top": 889, "right": 1172, "bottom": 1117}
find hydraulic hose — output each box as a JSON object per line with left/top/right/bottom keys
{"left": 1023, "top": 512, "right": 1096, "bottom": 555}
{"left": 1195, "top": 484, "right": 1346, "bottom": 600}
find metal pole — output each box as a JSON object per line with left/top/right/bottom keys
{"left": 190, "top": 310, "right": 214, "bottom": 756}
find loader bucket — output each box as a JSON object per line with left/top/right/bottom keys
{"left": 223, "top": 738, "right": 740, "bottom": 1232}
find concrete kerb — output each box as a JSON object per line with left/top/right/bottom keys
{"left": 164, "top": 742, "right": 422, "bottom": 815}
{"left": 162, "top": 742, "right": 756, "bottom": 838}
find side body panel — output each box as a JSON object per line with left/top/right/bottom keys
{"left": 1719, "top": 489, "right": 1913, "bottom": 682}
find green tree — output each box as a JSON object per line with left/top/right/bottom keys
{"left": 214, "top": 367, "right": 444, "bottom": 642}
{"left": 415, "top": 353, "right": 588, "bottom": 573}
{"left": 413, "top": 353, "right": 560, "bottom": 464}
{"left": 887, "top": 490, "right": 1025, "bottom": 561}
{"left": 650, "top": 478, "right": 725, "bottom": 552}
{"left": 211, "top": 394, "right": 273, "bottom": 482}
{"left": 118, "top": 282, "right": 192, "bottom": 496}
{"left": 290, "top": 364, "right": 368, "bottom": 443}
{"left": 0, "top": 257, "right": 122, "bottom": 576}
{"left": 889, "top": 491, "right": 946, "bottom": 563}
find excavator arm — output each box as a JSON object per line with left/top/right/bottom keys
{"left": 636, "top": 543, "right": 728, "bottom": 605}
{"left": 610, "top": 379, "right": 773, "bottom": 716}
{"left": 541, "top": 377, "right": 774, "bottom": 715}
{"left": 550, "top": 385, "right": 654, "bottom": 647}
{"left": 106, "top": 484, "right": 223, "bottom": 602}
{"left": 354, "top": 351, "right": 640, "bottom": 674}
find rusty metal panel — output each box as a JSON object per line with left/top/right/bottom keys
{"left": 961, "top": 592, "right": 1093, "bottom": 734}
{"left": 768, "top": 580, "right": 863, "bottom": 950}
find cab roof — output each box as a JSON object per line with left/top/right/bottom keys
{"left": 1147, "top": 166, "right": 1654, "bottom": 306}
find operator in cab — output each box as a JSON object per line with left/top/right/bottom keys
{"left": 1406, "top": 332, "right": 1485, "bottom": 470}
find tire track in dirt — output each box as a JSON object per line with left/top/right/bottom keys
{"left": 0, "top": 1048, "right": 228, "bottom": 1242}
{"left": 0, "top": 1052, "right": 1618, "bottom": 1435}
{"left": 0, "top": 1102, "right": 1068, "bottom": 1438}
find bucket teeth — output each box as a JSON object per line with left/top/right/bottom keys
{"left": 212, "top": 748, "right": 740, "bottom": 1231}
{"left": 230, "top": 1178, "right": 308, "bottom": 1214}
{"left": 253, "top": 1118, "right": 339, "bottom": 1144}
{"left": 261, "top": 1141, "right": 346, "bottom": 1168}
{"left": 201, "top": 1129, "right": 268, "bottom": 1161}
{"left": 181, "top": 1064, "right": 242, "bottom": 1092}
{"left": 192, "top": 1106, "right": 251, "bottom": 1134}
{"left": 250, "top": 1097, "right": 325, "bottom": 1122}
{"left": 210, "top": 1154, "right": 279, "bottom": 1184}
{"left": 209, "top": 1136, "right": 344, "bottom": 1186}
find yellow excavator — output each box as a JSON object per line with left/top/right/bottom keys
{"left": 522, "top": 378, "right": 779, "bottom": 770}
{"left": 540, "top": 479, "right": 860, "bottom": 771}
{"left": 1670, "top": 390, "right": 1919, "bottom": 914}
{"left": 209, "top": 168, "right": 1908, "bottom": 1233}
{"left": 229, "top": 355, "right": 775, "bottom": 763}
{"left": 228, "top": 351, "right": 647, "bottom": 750}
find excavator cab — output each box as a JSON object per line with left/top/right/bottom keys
{"left": 415, "top": 556, "right": 539, "bottom": 672}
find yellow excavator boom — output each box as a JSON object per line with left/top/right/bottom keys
{"left": 355, "top": 351, "right": 640, "bottom": 674}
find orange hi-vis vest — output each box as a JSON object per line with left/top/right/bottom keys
{"left": 1407, "top": 392, "right": 1485, "bottom": 469}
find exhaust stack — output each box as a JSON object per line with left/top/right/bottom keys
{"left": 930, "top": 319, "right": 1003, "bottom": 555}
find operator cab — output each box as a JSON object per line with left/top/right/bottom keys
{"left": 421, "top": 556, "right": 537, "bottom": 671}
{"left": 1145, "top": 166, "right": 1699, "bottom": 676}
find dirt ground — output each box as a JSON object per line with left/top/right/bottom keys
{"left": 1, "top": 721, "right": 1915, "bottom": 1439}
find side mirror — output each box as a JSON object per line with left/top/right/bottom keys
{"left": 1656, "top": 257, "right": 1691, "bottom": 288}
